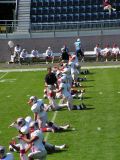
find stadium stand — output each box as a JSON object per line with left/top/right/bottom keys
{"left": 30, "top": 0, "right": 120, "bottom": 25}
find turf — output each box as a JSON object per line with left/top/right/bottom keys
{"left": 0, "top": 68, "right": 120, "bottom": 159}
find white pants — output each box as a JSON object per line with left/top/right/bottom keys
{"left": 38, "top": 112, "right": 48, "bottom": 128}
{"left": 28, "top": 150, "right": 47, "bottom": 160}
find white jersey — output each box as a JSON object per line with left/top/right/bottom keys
{"left": 2, "top": 153, "right": 14, "bottom": 160}
{"left": 69, "top": 62, "right": 77, "bottom": 74}
{"left": 70, "top": 54, "right": 79, "bottom": 64}
{"left": 59, "top": 82, "right": 71, "bottom": 98}
{"left": 31, "top": 99, "right": 46, "bottom": 118}
{"left": 46, "top": 49, "right": 53, "bottom": 57}
{"left": 20, "top": 51, "right": 28, "bottom": 58}
{"left": 31, "top": 130, "right": 45, "bottom": 152}
{"left": 102, "top": 47, "right": 112, "bottom": 55}
{"left": 14, "top": 46, "right": 21, "bottom": 53}
{"left": 112, "top": 47, "right": 120, "bottom": 54}
{"left": 31, "top": 50, "right": 39, "bottom": 57}
{"left": 74, "top": 41, "right": 81, "bottom": 50}
{"left": 94, "top": 47, "right": 101, "bottom": 55}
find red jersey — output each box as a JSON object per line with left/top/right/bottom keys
{"left": 103, "top": 0, "right": 111, "bottom": 7}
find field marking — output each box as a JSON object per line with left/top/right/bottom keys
{"left": 0, "top": 78, "right": 16, "bottom": 83}
{"left": 44, "top": 111, "right": 58, "bottom": 141}
{"left": 0, "top": 65, "right": 120, "bottom": 73}
{"left": 0, "top": 72, "right": 8, "bottom": 79}
{"left": 0, "top": 68, "right": 47, "bottom": 73}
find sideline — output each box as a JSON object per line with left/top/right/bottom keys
{"left": 0, "top": 65, "right": 120, "bottom": 73}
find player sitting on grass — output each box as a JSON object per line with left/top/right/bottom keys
{"left": 9, "top": 121, "right": 67, "bottom": 156}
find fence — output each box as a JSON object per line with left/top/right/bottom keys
{"left": 0, "top": 19, "right": 120, "bottom": 37}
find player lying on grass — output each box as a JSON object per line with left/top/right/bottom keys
{"left": 9, "top": 121, "right": 67, "bottom": 157}
{"left": 10, "top": 121, "right": 47, "bottom": 160}
{"left": 9, "top": 115, "right": 72, "bottom": 133}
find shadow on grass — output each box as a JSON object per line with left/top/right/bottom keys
{"left": 85, "top": 79, "right": 95, "bottom": 82}
{"left": 48, "top": 149, "right": 68, "bottom": 154}
{"left": 82, "top": 85, "right": 94, "bottom": 88}
{"left": 83, "top": 96, "right": 92, "bottom": 99}
{"left": 55, "top": 128, "right": 76, "bottom": 134}
{"left": 84, "top": 107, "right": 95, "bottom": 110}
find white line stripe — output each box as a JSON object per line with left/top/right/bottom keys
{"left": 0, "top": 65, "right": 120, "bottom": 73}
{"left": 0, "top": 68, "right": 47, "bottom": 73}
{"left": 0, "top": 72, "right": 8, "bottom": 80}
{"left": 44, "top": 111, "right": 58, "bottom": 141}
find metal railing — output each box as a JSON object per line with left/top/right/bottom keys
{"left": 0, "top": 19, "right": 120, "bottom": 36}
{"left": 30, "top": 20, "right": 120, "bottom": 32}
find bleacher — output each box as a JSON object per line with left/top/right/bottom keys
{"left": 30, "top": 0, "right": 120, "bottom": 24}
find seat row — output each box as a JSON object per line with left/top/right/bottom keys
{"left": 31, "top": 0, "right": 103, "bottom": 7}
{"left": 31, "top": 5, "right": 105, "bottom": 15}
{"left": 31, "top": 12, "right": 120, "bottom": 23}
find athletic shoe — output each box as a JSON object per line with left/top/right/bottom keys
{"left": 59, "top": 144, "right": 67, "bottom": 149}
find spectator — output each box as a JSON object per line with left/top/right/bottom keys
{"left": 112, "top": 44, "right": 120, "bottom": 61}
{"left": 74, "top": 38, "right": 84, "bottom": 61}
{"left": 9, "top": 44, "right": 21, "bottom": 63}
{"left": 45, "top": 47, "right": 54, "bottom": 64}
{"left": 61, "top": 45, "right": 69, "bottom": 63}
{"left": 30, "top": 48, "right": 39, "bottom": 63}
{"left": 19, "top": 49, "right": 30, "bottom": 64}
{"left": 101, "top": 44, "right": 112, "bottom": 62}
{"left": 0, "top": 145, "right": 14, "bottom": 160}
{"left": 94, "top": 44, "right": 102, "bottom": 61}
{"left": 103, "top": 0, "right": 116, "bottom": 15}
{"left": 31, "top": 48, "right": 39, "bottom": 58}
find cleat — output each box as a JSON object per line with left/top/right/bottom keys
{"left": 81, "top": 103, "right": 87, "bottom": 109}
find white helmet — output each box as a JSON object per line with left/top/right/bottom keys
{"left": 8, "top": 40, "right": 14, "bottom": 48}
{"left": 17, "top": 117, "right": 26, "bottom": 127}
{"left": 0, "top": 146, "right": 6, "bottom": 158}
{"left": 77, "top": 38, "right": 80, "bottom": 42}
{"left": 20, "top": 125, "right": 29, "bottom": 135}
{"left": 25, "top": 116, "right": 32, "bottom": 125}
{"left": 29, "top": 96, "right": 37, "bottom": 103}
{"left": 29, "top": 121, "right": 38, "bottom": 130}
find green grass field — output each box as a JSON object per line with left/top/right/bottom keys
{"left": 0, "top": 68, "right": 120, "bottom": 160}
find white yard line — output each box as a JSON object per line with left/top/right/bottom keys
{"left": 0, "top": 72, "right": 8, "bottom": 79}
{"left": 44, "top": 111, "right": 58, "bottom": 141}
{"left": 0, "top": 65, "right": 120, "bottom": 73}
{"left": 0, "top": 68, "right": 47, "bottom": 73}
